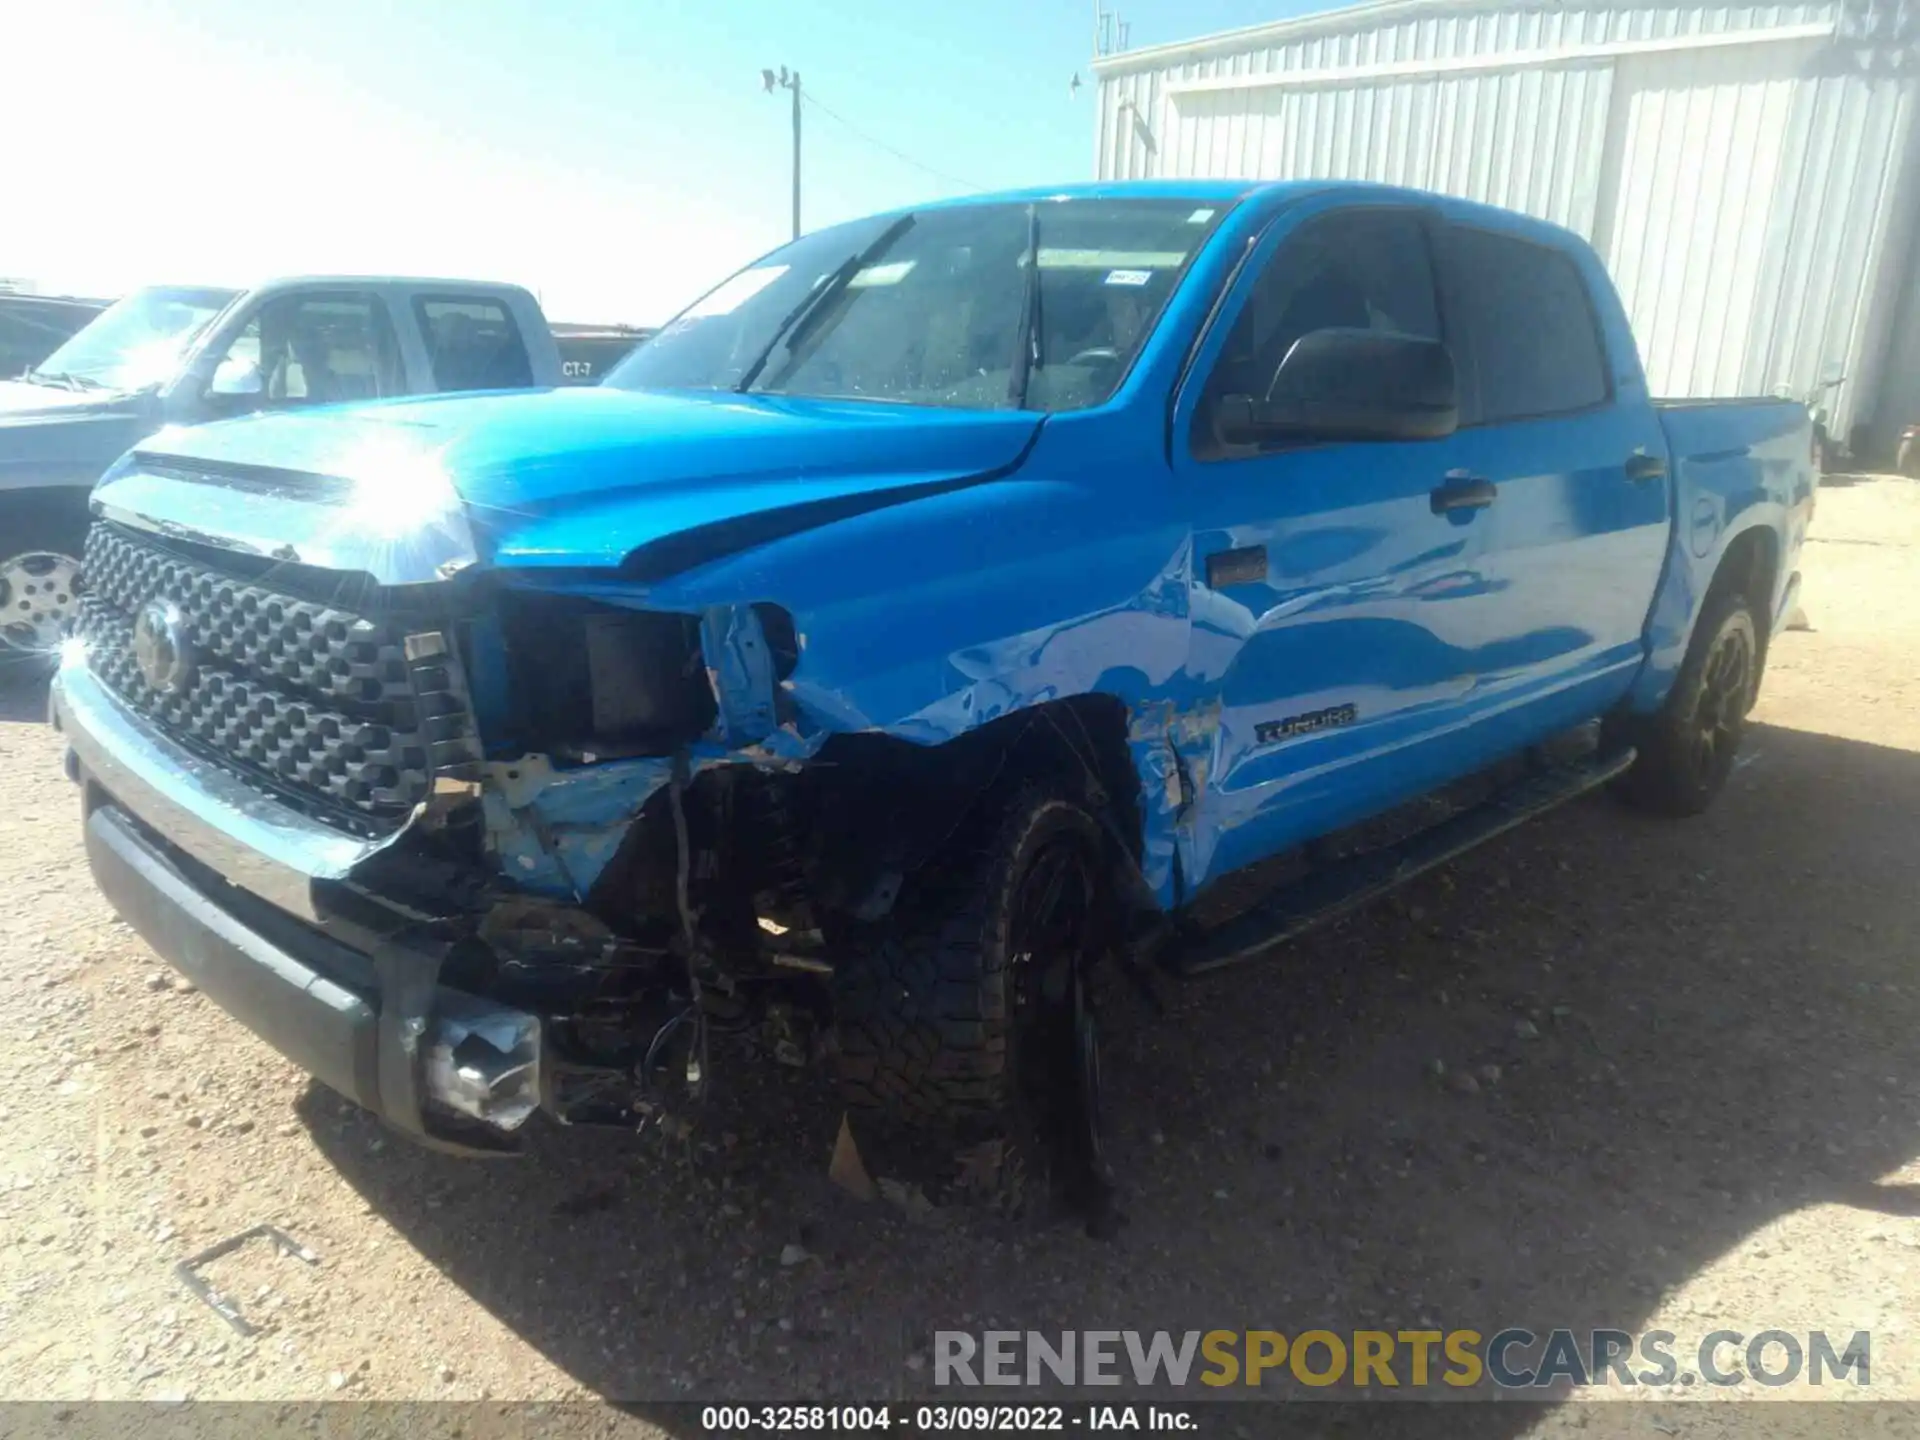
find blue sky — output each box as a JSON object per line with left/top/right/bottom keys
{"left": 8, "top": 0, "right": 1334, "bottom": 324}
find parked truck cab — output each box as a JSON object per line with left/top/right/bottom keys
{"left": 50, "top": 183, "right": 1814, "bottom": 1217}
{"left": 0, "top": 277, "right": 561, "bottom": 659}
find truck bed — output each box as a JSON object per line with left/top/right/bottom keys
{"left": 1654, "top": 395, "right": 1810, "bottom": 467}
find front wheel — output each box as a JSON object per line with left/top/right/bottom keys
{"left": 1611, "top": 588, "right": 1759, "bottom": 817}
{"left": 832, "top": 785, "right": 1116, "bottom": 1219}
{"left": 0, "top": 492, "right": 90, "bottom": 665}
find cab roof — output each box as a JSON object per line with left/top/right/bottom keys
{"left": 903, "top": 178, "right": 1589, "bottom": 252}
{"left": 904, "top": 178, "right": 1280, "bottom": 213}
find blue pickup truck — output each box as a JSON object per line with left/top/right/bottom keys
{"left": 50, "top": 181, "right": 1813, "bottom": 1215}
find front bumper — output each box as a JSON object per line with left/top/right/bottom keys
{"left": 55, "top": 664, "right": 536, "bottom": 1156}
{"left": 49, "top": 661, "right": 398, "bottom": 923}
{"left": 82, "top": 801, "right": 529, "bottom": 1155}
{"left": 87, "top": 802, "right": 381, "bottom": 1114}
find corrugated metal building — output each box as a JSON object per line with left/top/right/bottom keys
{"left": 1093, "top": 0, "right": 1920, "bottom": 453}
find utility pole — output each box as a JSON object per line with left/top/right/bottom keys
{"left": 761, "top": 66, "right": 803, "bottom": 239}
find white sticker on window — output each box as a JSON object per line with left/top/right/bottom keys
{"left": 1187, "top": 208, "right": 1216, "bottom": 224}
{"left": 683, "top": 265, "right": 788, "bottom": 319}
{"left": 1105, "top": 269, "right": 1153, "bottom": 287}
{"left": 1040, "top": 248, "right": 1187, "bottom": 269}
{"left": 848, "top": 260, "right": 917, "bottom": 288}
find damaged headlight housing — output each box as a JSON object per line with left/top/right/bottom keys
{"left": 497, "top": 594, "right": 800, "bottom": 758}
{"left": 500, "top": 594, "right": 716, "bottom": 756}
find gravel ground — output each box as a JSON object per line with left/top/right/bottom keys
{"left": 0, "top": 477, "right": 1917, "bottom": 1435}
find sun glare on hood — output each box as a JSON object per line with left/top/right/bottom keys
{"left": 319, "top": 432, "right": 473, "bottom": 575}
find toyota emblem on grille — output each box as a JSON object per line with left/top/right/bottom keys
{"left": 132, "top": 600, "right": 195, "bottom": 694}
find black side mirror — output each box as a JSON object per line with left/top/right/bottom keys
{"left": 1217, "top": 328, "right": 1458, "bottom": 446}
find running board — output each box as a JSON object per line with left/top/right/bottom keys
{"left": 1173, "top": 747, "right": 1637, "bottom": 977}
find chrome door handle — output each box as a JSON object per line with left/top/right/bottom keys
{"left": 1430, "top": 476, "right": 1497, "bottom": 513}
{"left": 1625, "top": 452, "right": 1668, "bottom": 484}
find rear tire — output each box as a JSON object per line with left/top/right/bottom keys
{"left": 832, "top": 785, "right": 1116, "bottom": 1220}
{"left": 1611, "top": 587, "right": 1759, "bottom": 818}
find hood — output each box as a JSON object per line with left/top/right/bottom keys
{"left": 117, "top": 387, "right": 1044, "bottom": 576}
{"left": 0, "top": 379, "right": 107, "bottom": 418}
{"left": 0, "top": 378, "right": 144, "bottom": 420}
{"left": 0, "top": 382, "right": 155, "bottom": 484}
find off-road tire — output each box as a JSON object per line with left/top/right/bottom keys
{"left": 1611, "top": 587, "right": 1759, "bottom": 817}
{"left": 832, "top": 786, "right": 1115, "bottom": 1217}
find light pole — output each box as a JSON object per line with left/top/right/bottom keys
{"left": 761, "top": 66, "right": 802, "bottom": 240}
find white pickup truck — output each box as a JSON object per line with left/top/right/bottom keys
{"left": 0, "top": 276, "right": 563, "bottom": 659}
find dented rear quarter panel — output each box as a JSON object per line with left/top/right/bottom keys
{"left": 1625, "top": 398, "right": 1817, "bottom": 716}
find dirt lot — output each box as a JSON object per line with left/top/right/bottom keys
{"left": 0, "top": 478, "right": 1917, "bottom": 1433}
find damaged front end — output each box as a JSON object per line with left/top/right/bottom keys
{"left": 60, "top": 493, "right": 1142, "bottom": 1158}
{"left": 55, "top": 503, "right": 856, "bottom": 1154}
{"left": 336, "top": 588, "right": 848, "bottom": 1150}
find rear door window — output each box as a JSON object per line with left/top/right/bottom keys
{"left": 415, "top": 296, "right": 535, "bottom": 392}
{"left": 1441, "top": 227, "right": 1609, "bottom": 425}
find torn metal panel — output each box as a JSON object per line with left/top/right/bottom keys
{"left": 701, "top": 603, "right": 779, "bottom": 746}
{"left": 479, "top": 731, "right": 830, "bottom": 901}
{"left": 1127, "top": 698, "right": 1221, "bottom": 909}
{"left": 1129, "top": 729, "right": 1186, "bottom": 907}
{"left": 481, "top": 754, "right": 674, "bottom": 898}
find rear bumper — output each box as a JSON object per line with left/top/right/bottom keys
{"left": 80, "top": 797, "right": 527, "bottom": 1157}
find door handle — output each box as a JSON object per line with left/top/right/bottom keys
{"left": 1430, "top": 475, "right": 1497, "bottom": 513}
{"left": 1624, "top": 452, "right": 1668, "bottom": 484}
{"left": 1204, "top": 545, "right": 1268, "bottom": 588}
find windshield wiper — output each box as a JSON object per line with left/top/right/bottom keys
{"left": 736, "top": 213, "right": 917, "bottom": 394}
{"left": 1007, "top": 203, "right": 1043, "bottom": 409}
{"left": 22, "top": 369, "right": 104, "bottom": 392}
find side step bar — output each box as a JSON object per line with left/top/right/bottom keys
{"left": 1173, "top": 747, "right": 1637, "bottom": 976}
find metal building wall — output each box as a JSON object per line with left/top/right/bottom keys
{"left": 1155, "top": 61, "right": 1618, "bottom": 232}
{"left": 1094, "top": 0, "right": 1920, "bottom": 445}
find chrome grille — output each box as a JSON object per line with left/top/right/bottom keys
{"left": 76, "top": 524, "right": 433, "bottom": 826}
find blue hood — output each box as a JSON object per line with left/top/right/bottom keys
{"left": 134, "top": 387, "right": 1044, "bottom": 573}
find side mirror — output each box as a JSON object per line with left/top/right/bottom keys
{"left": 1217, "top": 328, "right": 1458, "bottom": 446}
{"left": 207, "top": 357, "right": 263, "bottom": 400}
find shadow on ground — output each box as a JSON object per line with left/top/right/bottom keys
{"left": 292, "top": 718, "right": 1920, "bottom": 1429}
{"left": 0, "top": 668, "right": 53, "bottom": 725}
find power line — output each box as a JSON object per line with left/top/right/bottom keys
{"left": 798, "top": 91, "right": 980, "bottom": 193}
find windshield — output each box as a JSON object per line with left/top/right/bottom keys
{"left": 605, "top": 198, "right": 1229, "bottom": 413}
{"left": 26, "top": 285, "right": 237, "bottom": 392}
